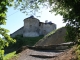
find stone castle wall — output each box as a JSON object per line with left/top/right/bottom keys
{"left": 10, "top": 27, "right": 23, "bottom": 37}
{"left": 23, "top": 17, "right": 40, "bottom": 37}
{"left": 39, "top": 23, "right": 56, "bottom": 35}
{"left": 10, "top": 16, "right": 57, "bottom": 37}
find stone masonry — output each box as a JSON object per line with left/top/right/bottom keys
{"left": 10, "top": 16, "right": 56, "bottom": 37}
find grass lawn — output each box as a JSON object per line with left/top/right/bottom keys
{"left": 4, "top": 51, "right": 16, "bottom": 60}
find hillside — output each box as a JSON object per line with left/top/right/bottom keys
{"left": 35, "top": 27, "right": 66, "bottom": 46}
{"left": 6, "top": 27, "right": 78, "bottom": 60}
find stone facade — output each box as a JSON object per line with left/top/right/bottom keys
{"left": 10, "top": 27, "right": 23, "bottom": 37}
{"left": 10, "top": 16, "right": 56, "bottom": 37}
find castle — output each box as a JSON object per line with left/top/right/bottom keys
{"left": 10, "top": 16, "right": 56, "bottom": 37}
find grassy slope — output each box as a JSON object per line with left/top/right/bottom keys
{"left": 4, "top": 35, "right": 44, "bottom": 60}
{"left": 5, "top": 35, "right": 44, "bottom": 53}
{"left": 4, "top": 51, "right": 16, "bottom": 60}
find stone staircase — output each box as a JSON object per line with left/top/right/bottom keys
{"left": 16, "top": 42, "right": 74, "bottom": 60}
{"left": 29, "top": 49, "right": 64, "bottom": 59}
{"left": 27, "top": 42, "right": 74, "bottom": 59}
{"left": 28, "top": 42, "right": 74, "bottom": 50}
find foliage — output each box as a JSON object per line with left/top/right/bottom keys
{"left": 0, "top": 50, "right": 4, "bottom": 60}
{"left": 4, "top": 51, "right": 16, "bottom": 60}
{"left": 48, "top": 0, "right": 80, "bottom": 41}
{"left": 14, "top": 0, "right": 50, "bottom": 15}
{"left": 5, "top": 35, "right": 44, "bottom": 53}
{"left": 76, "top": 44, "right": 80, "bottom": 60}
{"left": 65, "top": 24, "right": 77, "bottom": 42}
{"left": 0, "top": 0, "right": 16, "bottom": 60}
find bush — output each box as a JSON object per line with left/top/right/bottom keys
{"left": 75, "top": 45, "right": 80, "bottom": 60}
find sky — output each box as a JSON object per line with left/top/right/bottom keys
{"left": 2, "top": 7, "right": 66, "bottom": 34}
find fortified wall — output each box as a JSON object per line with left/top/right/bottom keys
{"left": 10, "top": 16, "right": 56, "bottom": 37}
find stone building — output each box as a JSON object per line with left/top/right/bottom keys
{"left": 10, "top": 16, "right": 56, "bottom": 37}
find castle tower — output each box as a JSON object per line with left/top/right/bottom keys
{"left": 10, "top": 16, "right": 57, "bottom": 37}
{"left": 23, "top": 16, "right": 40, "bottom": 37}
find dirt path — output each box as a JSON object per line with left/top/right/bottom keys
{"left": 52, "top": 48, "right": 77, "bottom": 60}
{"left": 10, "top": 48, "right": 69, "bottom": 60}
{"left": 10, "top": 42, "right": 77, "bottom": 60}
{"left": 10, "top": 48, "right": 77, "bottom": 60}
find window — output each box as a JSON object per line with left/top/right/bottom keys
{"left": 30, "top": 25, "right": 32, "bottom": 27}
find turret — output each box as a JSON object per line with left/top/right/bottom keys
{"left": 23, "top": 16, "right": 40, "bottom": 37}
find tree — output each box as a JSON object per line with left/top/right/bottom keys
{"left": 49, "top": 0, "right": 80, "bottom": 41}
{"left": 0, "top": 0, "right": 16, "bottom": 60}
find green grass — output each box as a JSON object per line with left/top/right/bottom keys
{"left": 5, "top": 35, "right": 44, "bottom": 53}
{"left": 13, "top": 35, "right": 44, "bottom": 47}
{"left": 4, "top": 35, "right": 44, "bottom": 59}
{"left": 4, "top": 51, "right": 16, "bottom": 60}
